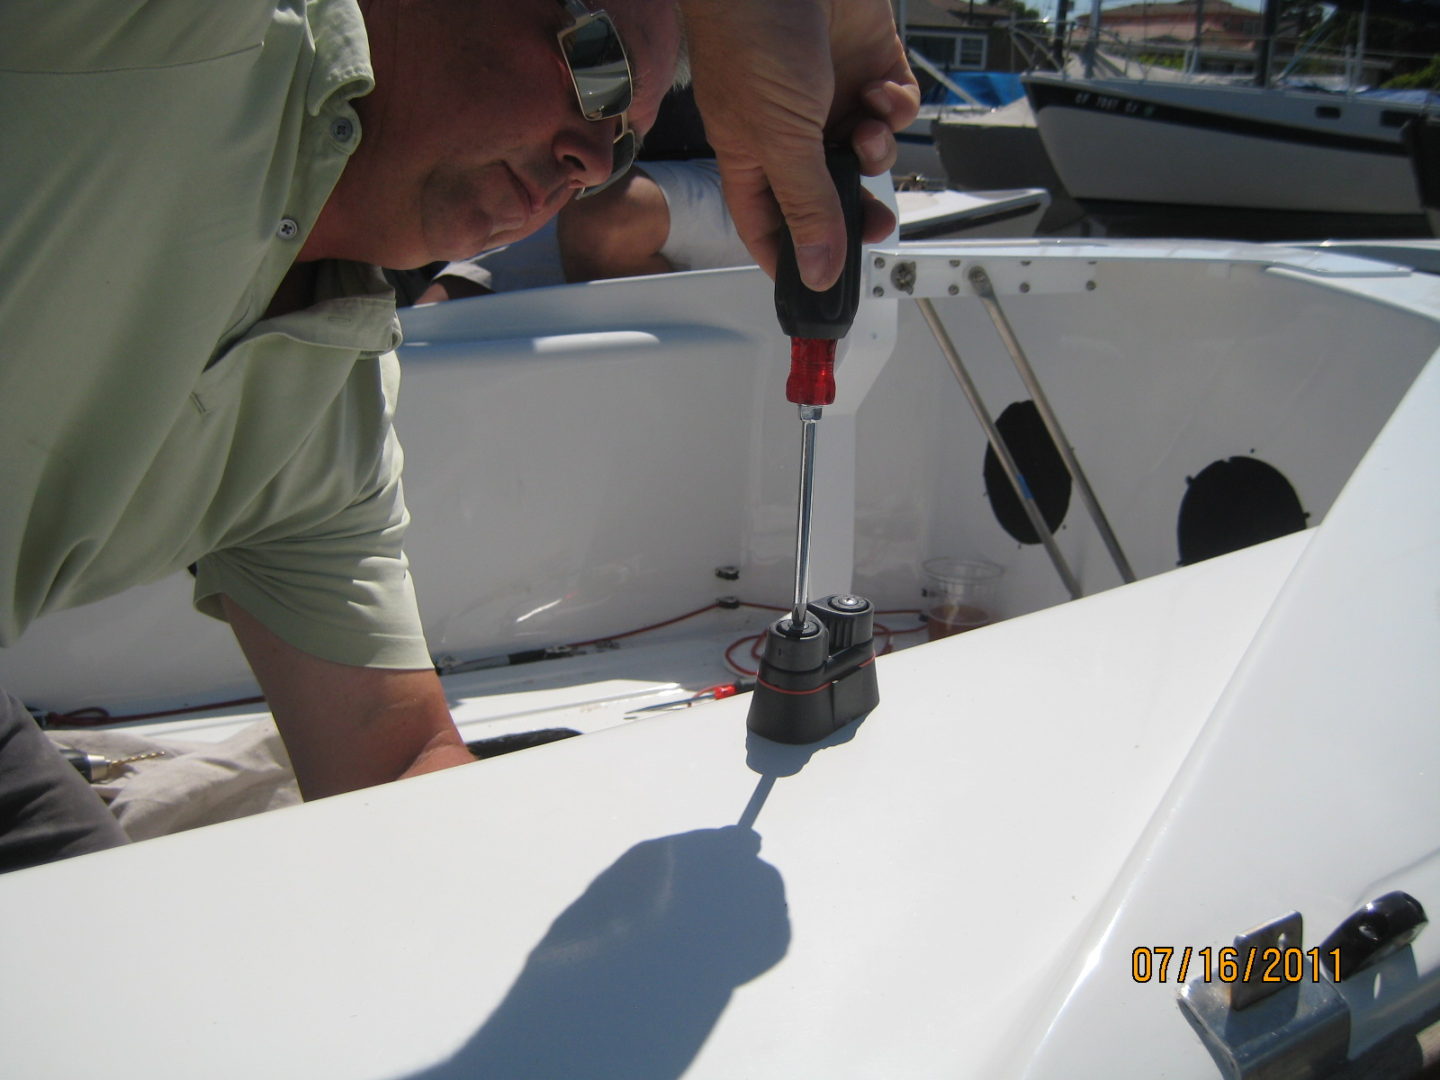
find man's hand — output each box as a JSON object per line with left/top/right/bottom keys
{"left": 681, "top": 0, "right": 920, "bottom": 290}
{"left": 222, "top": 596, "right": 473, "bottom": 800}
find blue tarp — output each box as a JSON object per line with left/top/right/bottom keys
{"left": 923, "top": 72, "right": 1027, "bottom": 108}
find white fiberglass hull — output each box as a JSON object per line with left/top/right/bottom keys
{"left": 1025, "top": 73, "right": 1423, "bottom": 217}
{"left": 896, "top": 186, "right": 1050, "bottom": 239}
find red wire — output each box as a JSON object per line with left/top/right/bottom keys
{"left": 42, "top": 600, "right": 779, "bottom": 726}
{"left": 565, "top": 601, "right": 723, "bottom": 648}
{"left": 725, "top": 633, "right": 767, "bottom": 677}
{"left": 42, "top": 599, "right": 875, "bottom": 728}
{"left": 43, "top": 695, "right": 267, "bottom": 729}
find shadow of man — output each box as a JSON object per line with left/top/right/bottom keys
{"left": 412, "top": 824, "right": 789, "bottom": 1080}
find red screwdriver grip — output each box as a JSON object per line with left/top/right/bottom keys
{"left": 786, "top": 337, "right": 837, "bottom": 406}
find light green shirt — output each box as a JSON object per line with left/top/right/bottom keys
{"left": 0, "top": 0, "right": 433, "bottom": 669}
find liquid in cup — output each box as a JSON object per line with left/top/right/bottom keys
{"left": 922, "top": 558, "right": 1003, "bottom": 640}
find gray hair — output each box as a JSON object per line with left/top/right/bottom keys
{"left": 669, "top": 2, "right": 691, "bottom": 90}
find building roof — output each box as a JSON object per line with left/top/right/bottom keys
{"left": 1092, "top": 0, "right": 1256, "bottom": 17}
{"left": 900, "top": 0, "right": 1022, "bottom": 30}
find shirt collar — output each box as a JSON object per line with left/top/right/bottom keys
{"left": 305, "top": 0, "right": 376, "bottom": 116}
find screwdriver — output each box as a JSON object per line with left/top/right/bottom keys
{"left": 773, "top": 148, "right": 864, "bottom": 635}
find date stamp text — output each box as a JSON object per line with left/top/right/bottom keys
{"left": 1131, "top": 946, "right": 1340, "bottom": 984}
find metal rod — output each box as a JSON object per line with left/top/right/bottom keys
{"left": 905, "top": 47, "right": 986, "bottom": 108}
{"left": 790, "top": 404, "right": 822, "bottom": 630}
{"left": 968, "top": 267, "right": 1137, "bottom": 585}
{"left": 915, "top": 298, "right": 1083, "bottom": 600}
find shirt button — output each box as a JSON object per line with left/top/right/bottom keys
{"left": 330, "top": 116, "right": 355, "bottom": 143}
{"left": 276, "top": 218, "right": 299, "bottom": 240}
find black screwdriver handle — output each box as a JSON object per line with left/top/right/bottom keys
{"left": 774, "top": 148, "right": 864, "bottom": 341}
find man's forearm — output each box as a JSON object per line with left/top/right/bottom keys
{"left": 400, "top": 729, "right": 478, "bottom": 780}
{"left": 222, "top": 595, "right": 474, "bottom": 799}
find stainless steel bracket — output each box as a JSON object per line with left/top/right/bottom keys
{"left": 1178, "top": 912, "right": 1351, "bottom": 1080}
{"left": 867, "top": 249, "right": 1102, "bottom": 300}
{"left": 862, "top": 242, "right": 1409, "bottom": 302}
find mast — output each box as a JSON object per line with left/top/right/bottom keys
{"left": 1254, "top": 0, "right": 1279, "bottom": 86}
{"left": 1190, "top": 0, "right": 1206, "bottom": 73}
{"left": 1054, "top": 0, "right": 1071, "bottom": 68}
{"left": 1082, "top": 0, "right": 1103, "bottom": 76}
{"left": 1353, "top": 0, "right": 1369, "bottom": 93}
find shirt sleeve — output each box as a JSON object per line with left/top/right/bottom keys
{"left": 191, "top": 424, "right": 434, "bottom": 671}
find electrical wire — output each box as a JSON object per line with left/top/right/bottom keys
{"left": 37, "top": 695, "right": 267, "bottom": 729}
{"left": 724, "top": 633, "right": 769, "bottom": 677}
{"left": 36, "top": 598, "right": 800, "bottom": 728}
{"left": 565, "top": 601, "right": 727, "bottom": 649}
{"left": 40, "top": 600, "right": 926, "bottom": 727}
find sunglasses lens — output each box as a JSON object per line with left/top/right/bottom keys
{"left": 563, "top": 18, "right": 632, "bottom": 120}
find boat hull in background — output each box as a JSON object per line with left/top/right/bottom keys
{"left": 1025, "top": 72, "right": 1426, "bottom": 233}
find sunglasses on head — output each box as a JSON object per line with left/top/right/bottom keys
{"left": 555, "top": 0, "right": 637, "bottom": 199}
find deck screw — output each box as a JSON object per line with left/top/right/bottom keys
{"left": 948, "top": 284, "right": 960, "bottom": 295}
{"left": 1086, "top": 280, "right": 1097, "bottom": 291}
{"left": 1019, "top": 282, "right": 1031, "bottom": 293}
{"left": 872, "top": 285, "right": 885, "bottom": 297}
{"left": 874, "top": 256, "right": 887, "bottom": 269}
{"left": 890, "top": 260, "right": 917, "bottom": 296}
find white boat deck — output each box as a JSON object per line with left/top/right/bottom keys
{"left": 0, "top": 524, "right": 1314, "bottom": 1079}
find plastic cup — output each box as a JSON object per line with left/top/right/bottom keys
{"left": 921, "top": 557, "right": 1003, "bottom": 640}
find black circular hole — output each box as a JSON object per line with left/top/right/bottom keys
{"left": 983, "top": 401, "right": 1072, "bottom": 545}
{"left": 1177, "top": 456, "right": 1307, "bottom": 566}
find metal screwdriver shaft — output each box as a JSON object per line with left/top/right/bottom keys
{"left": 791, "top": 401, "right": 823, "bottom": 630}
{"left": 774, "top": 149, "right": 862, "bottom": 636}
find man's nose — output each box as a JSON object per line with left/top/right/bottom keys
{"left": 554, "top": 119, "right": 618, "bottom": 191}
